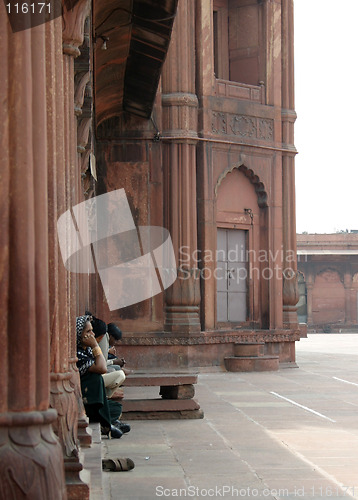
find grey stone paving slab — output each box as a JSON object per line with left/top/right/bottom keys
{"left": 92, "top": 334, "right": 358, "bottom": 500}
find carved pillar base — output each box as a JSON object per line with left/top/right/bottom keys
{"left": 0, "top": 410, "right": 67, "bottom": 500}
{"left": 165, "top": 306, "right": 201, "bottom": 333}
{"left": 283, "top": 306, "right": 299, "bottom": 330}
{"left": 50, "top": 373, "right": 78, "bottom": 457}
{"left": 49, "top": 371, "right": 89, "bottom": 499}
{"left": 77, "top": 416, "right": 92, "bottom": 448}
{"left": 64, "top": 455, "right": 89, "bottom": 500}
{"left": 164, "top": 272, "right": 201, "bottom": 333}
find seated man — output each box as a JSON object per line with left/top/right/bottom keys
{"left": 76, "top": 315, "right": 123, "bottom": 439}
{"left": 86, "top": 313, "right": 130, "bottom": 434}
{"left": 89, "top": 315, "right": 126, "bottom": 398}
{"left": 107, "top": 323, "right": 127, "bottom": 373}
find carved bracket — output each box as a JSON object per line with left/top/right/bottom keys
{"left": 62, "top": 0, "right": 91, "bottom": 57}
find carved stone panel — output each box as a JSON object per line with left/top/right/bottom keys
{"left": 211, "top": 111, "right": 274, "bottom": 141}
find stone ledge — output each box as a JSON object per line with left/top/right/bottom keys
{"left": 120, "top": 329, "right": 301, "bottom": 346}
{"left": 123, "top": 373, "right": 198, "bottom": 387}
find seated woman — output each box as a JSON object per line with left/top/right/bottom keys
{"left": 76, "top": 315, "right": 123, "bottom": 439}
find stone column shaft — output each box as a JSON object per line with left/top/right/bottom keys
{"left": 281, "top": 0, "right": 299, "bottom": 329}
{"left": 0, "top": 6, "right": 66, "bottom": 498}
{"left": 60, "top": 1, "right": 91, "bottom": 498}
{"left": 162, "top": 0, "right": 201, "bottom": 333}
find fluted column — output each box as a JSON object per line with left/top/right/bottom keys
{"left": 162, "top": 0, "right": 201, "bottom": 333}
{"left": 47, "top": 11, "right": 90, "bottom": 491}
{"left": 281, "top": 0, "right": 299, "bottom": 329}
{"left": 0, "top": 5, "right": 66, "bottom": 499}
{"left": 61, "top": 0, "right": 91, "bottom": 497}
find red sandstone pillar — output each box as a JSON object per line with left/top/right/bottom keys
{"left": 0, "top": 6, "right": 66, "bottom": 499}
{"left": 306, "top": 273, "right": 314, "bottom": 326}
{"left": 61, "top": 1, "right": 91, "bottom": 497}
{"left": 281, "top": 0, "right": 299, "bottom": 329}
{"left": 46, "top": 12, "right": 91, "bottom": 500}
{"left": 195, "top": 0, "right": 216, "bottom": 331}
{"left": 162, "top": 0, "right": 201, "bottom": 333}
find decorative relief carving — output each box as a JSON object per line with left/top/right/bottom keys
{"left": 77, "top": 117, "right": 91, "bottom": 153}
{"left": 121, "top": 330, "right": 300, "bottom": 346}
{"left": 211, "top": 111, "right": 274, "bottom": 142}
{"left": 0, "top": 410, "right": 66, "bottom": 500}
{"left": 50, "top": 372, "right": 78, "bottom": 458}
{"left": 230, "top": 115, "right": 256, "bottom": 137}
{"left": 211, "top": 112, "right": 226, "bottom": 134}
{"left": 74, "top": 71, "right": 90, "bottom": 116}
{"left": 258, "top": 118, "right": 273, "bottom": 140}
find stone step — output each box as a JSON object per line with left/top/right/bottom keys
{"left": 122, "top": 409, "right": 204, "bottom": 420}
{"left": 124, "top": 373, "right": 198, "bottom": 387}
{"left": 122, "top": 398, "right": 200, "bottom": 413}
{"left": 224, "top": 355, "right": 279, "bottom": 372}
{"left": 233, "top": 342, "right": 265, "bottom": 357}
{"left": 122, "top": 398, "right": 203, "bottom": 420}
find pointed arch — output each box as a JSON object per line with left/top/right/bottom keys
{"left": 214, "top": 162, "right": 268, "bottom": 207}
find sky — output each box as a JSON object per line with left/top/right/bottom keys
{"left": 294, "top": 0, "right": 358, "bottom": 234}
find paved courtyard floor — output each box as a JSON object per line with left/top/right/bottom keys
{"left": 97, "top": 334, "right": 358, "bottom": 500}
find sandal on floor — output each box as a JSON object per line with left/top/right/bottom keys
{"left": 102, "top": 458, "right": 135, "bottom": 472}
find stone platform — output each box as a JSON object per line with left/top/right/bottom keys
{"left": 114, "top": 373, "right": 204, "bottom": 420}
{"left": 224, "top": 342, "right": 280, "bottom": 372}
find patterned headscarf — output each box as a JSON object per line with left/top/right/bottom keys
{"left": 76, "top": 315, "right": 91, "bottom": 347}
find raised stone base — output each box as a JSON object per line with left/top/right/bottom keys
{"left": 225, "top": 341, "right": 280, "bottom": 372}
{"left": 224, "top": 354, "right": 279, "bottom": 372}
{"left": 118, "top": 329, "right": 300, "bottom": 369}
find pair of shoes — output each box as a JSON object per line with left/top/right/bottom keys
{"left": 113, "top": 420, "right": 131, "bottom": 434}
{"left": 101, "top": 425, "right": 123, "bottom": 439}
{"left": 102, "top": 458, "right": 135, "bottom": 472}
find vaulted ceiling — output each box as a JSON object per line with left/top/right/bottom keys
{"left": 93, "top": 0, "right": 178, "bottom": 125}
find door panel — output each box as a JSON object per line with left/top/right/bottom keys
{"left": 217, "top": 291, "right": 228, "bottom": 322}
{"left": 216, "top": 260, "right": 227, "bottom": 292}
{"left": 228, "top": 292, "right": 246, "bottom": 322}
{"left": 227, "top": 229, "right": 246, "bottom": 262}
{"left": 228, "top": 262, "right": 247, "bottom": 293}
{"left": 217, "top": 228, "right": 227, "bottom": 262}
{"left": 217, "top": 228, "right": 247, "bottom": 323}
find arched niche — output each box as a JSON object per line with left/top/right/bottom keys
{"left": 215, "top": 165, "right": 269, "bottom": 329}
{"left": 312, "top": 268, "right": 345, "bottom": 325}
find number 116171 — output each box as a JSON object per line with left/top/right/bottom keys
{"left": 6, "top": 3, "right": 51, "bottom": 14}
